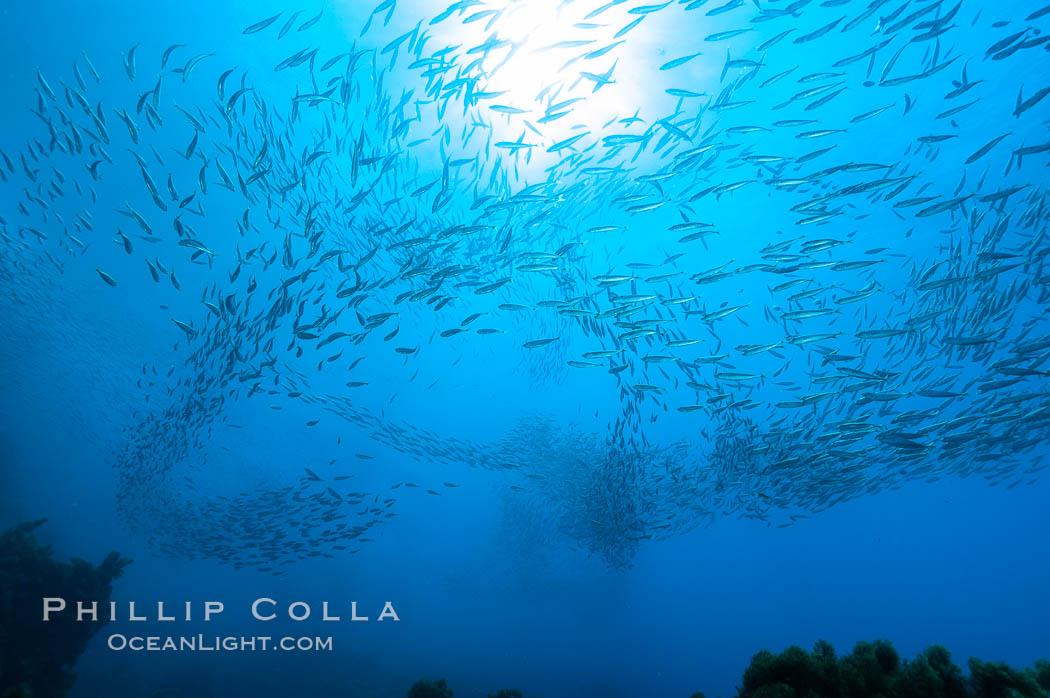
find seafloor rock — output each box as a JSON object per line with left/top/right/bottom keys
{"left": 405, "top": 683, "right": 525, "bottom": 698}
{"left": 407, "top": 678, "right": 453, "bottom": 698}
{"left": 731, "top": 639, "right": 1050, "bottom": 698}
{"left": 0, "top": 519, "right": 131, "bottom": 698}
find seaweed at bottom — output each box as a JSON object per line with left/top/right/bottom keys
{"left": 408, "top": 642, "right": 1049, "bottom": 698}
{"left": 727, "top": 639, "right": 1050, "bottom": 698}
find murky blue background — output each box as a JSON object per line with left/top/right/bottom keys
{"left": 1, "top": 0, "right": 1048, "bottom": 696}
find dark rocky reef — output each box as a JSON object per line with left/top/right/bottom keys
{"left": 407, "top": 678, "right": 453, "bottom": 698}
{"left": 733, "top": 639, "right": 1050, "bottom": 698}
{"left": 405, "top": 680, "right": 525, "bottom": 698}
{"left": 0, "top": 519, "right": 131, "bottom": 698}
{"left": 403, "top": 648, "right": 1050, "bottom": 698}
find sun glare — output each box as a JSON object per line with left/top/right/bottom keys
{"left": 419, "top": 0, "right": 665, "bottom": 170}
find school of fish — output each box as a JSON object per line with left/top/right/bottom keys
{"left": 2, "top": 0, "right": 1049, "bottom": 571}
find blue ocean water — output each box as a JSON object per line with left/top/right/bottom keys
{"left": 1, "top": 0, "right": 1049, "bottom": 696}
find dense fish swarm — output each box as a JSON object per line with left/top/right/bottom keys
{"left": 2, "top": 0, "right": 1049, "bottom": 571}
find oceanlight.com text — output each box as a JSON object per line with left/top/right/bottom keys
{"left": 106, "top": 634, "right": 334, "bottom": 652}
